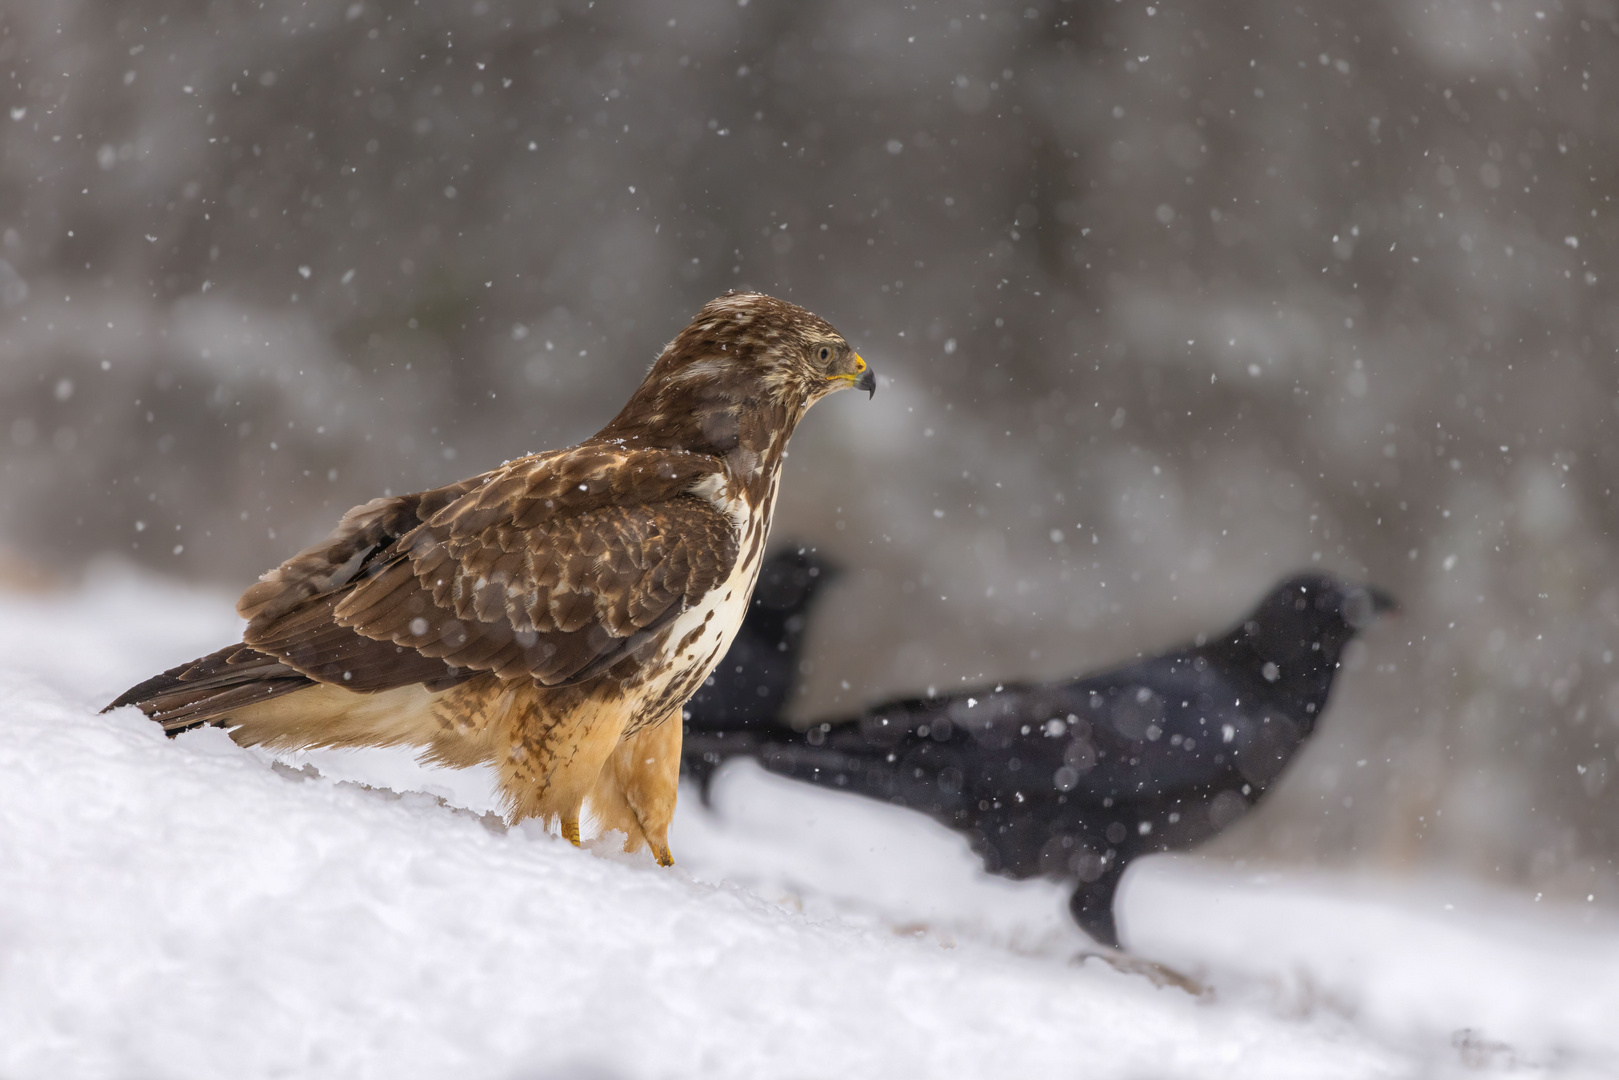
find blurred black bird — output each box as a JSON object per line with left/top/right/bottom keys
{"left": 681, "top": 546, "right": 838, "bottom": 797}
{"left": 683, "top": 571, "right": 1396, "bottom": 948}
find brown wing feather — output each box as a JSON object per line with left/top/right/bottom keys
{"left": 241, "top": 589, "right": 475, "bottom": 692}
{"left": 239, "top": 443, "right": 737, "bottom": 693}
{"left": 332, "top": 496, "right": 735, "bottom": 685}
{"left": 236, "top": 476, "right": 482, "bottom": 627}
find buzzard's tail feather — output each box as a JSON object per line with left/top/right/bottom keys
{"left": 105, "top": 645, "right": 316, "bottom": 736}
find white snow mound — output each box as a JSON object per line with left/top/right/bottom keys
{"left": 0, "top": 566, "right": 1612, "bottom": 1078}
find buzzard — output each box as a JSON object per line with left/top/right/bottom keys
{"left": 108, "top": 292, "right": 874, "bottom": 866}
{"left": 683, "top": 572, "right": 1394, "bottom": 946}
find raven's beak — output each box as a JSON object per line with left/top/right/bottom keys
{"left": 809, "top": 558, "right": 844, "bottom": 586}
{"left": 1343, "top": 583, "right": 1398, "bottom": 630}
{"left": 854, "top": 367, "right": 876, "bottom": 398}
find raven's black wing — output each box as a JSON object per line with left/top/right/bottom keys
{"left": 753, "top": 651, "right": 1304, "bottom": 811}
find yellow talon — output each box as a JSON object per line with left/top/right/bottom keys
{"left": 561, "top": 815, "right": 582, "bottom": 847}
{"left": 653, "top": 845, "right": 674, "bottom": 867}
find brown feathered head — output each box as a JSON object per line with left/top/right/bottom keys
{"left": 598, "top": 292, "right": 873, "bottom": 454}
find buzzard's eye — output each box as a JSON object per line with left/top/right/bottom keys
{"left": 818, "top": 346, "right": 832, "bottom": 362}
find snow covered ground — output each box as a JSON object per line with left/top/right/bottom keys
{"left": 1, "top": 565, "right": 1614, "bottom": 1079}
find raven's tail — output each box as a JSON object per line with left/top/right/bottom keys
{"left": 680, "top": 725, "right": 770, "bottom": 804}
{"left": 105, "top": 644, "right": 316, "bottom": 735}
{"left": 681, "top": 718, "right": 924, "bottom": 805}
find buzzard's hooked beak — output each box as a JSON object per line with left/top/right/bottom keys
{"left": 833, "top": 353, "right": 876, "bottom": 398}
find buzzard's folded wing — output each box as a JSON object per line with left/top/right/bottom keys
{"left": 238, "top": 444, "right": 738, "bottom": 692}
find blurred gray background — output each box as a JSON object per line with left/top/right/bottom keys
{"left": 3, "top": 0, "right": 1617, "bottom": 904}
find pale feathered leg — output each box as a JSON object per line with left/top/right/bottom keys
{"left": 591, "top": 709, "right": 682, "bottom": 865}
{"left": 495, "top": 685, "right": 629, "bottom": 841}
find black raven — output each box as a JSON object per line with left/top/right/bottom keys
{"left": 681, "top": 546, "right": 839, "bottom": 796}
{"left": 682, "top": 572, "right": 1396, "bottom": 947}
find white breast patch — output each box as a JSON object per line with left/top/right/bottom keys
{"left": 628, "top": 480, "right": 779, "bottom": 729}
